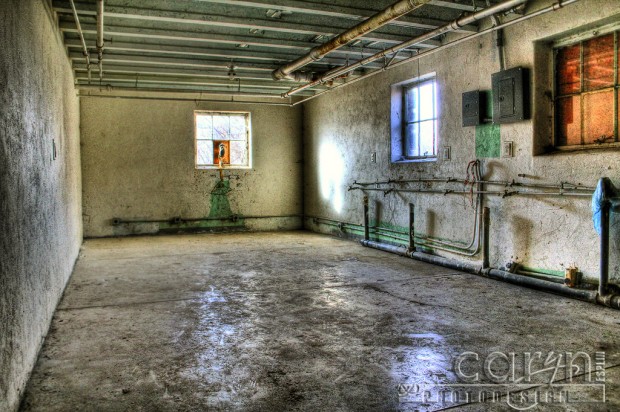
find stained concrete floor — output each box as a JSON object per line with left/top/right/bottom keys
{"left": 20, "top": 231, "right": 620, "bottom": 411}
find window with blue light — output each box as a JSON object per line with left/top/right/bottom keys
{"left": 391, "top": 74, "right": 438, "bottom": 163}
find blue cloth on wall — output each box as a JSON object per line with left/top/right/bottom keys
{"left": 592, "top": 178, "right": 619, "bottom": 235}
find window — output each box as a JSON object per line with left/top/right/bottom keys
{"left": 554, "top": 30, "right": 619, "bottom": 148}
{"left": 195, "top": 111, "right": 251, "bottom": 169}
{"left": 391, "top": 74, "right": 438, "bottom": 163}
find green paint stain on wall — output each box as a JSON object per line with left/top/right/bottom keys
{"left": 475, "top": 90, "right": 501, "bottom": 158}
{"left": 209, "top": 179, "right": 234, "bottom": 218}
{"left": 160, "top": 179, "right": 245, "bottom": 231}
{"left": 476, "top": 124, "right": 501, "bottom": 158}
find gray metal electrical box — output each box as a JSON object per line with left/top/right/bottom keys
{"left": 462, "top": 90, "right": 484, "bottom": 126}
{"left": 492, "top": 67, "right": 529, "bottom": 124}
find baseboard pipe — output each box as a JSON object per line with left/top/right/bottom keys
{"left": 361, "top": 239, "right": 482, "bottom": 274}
{"left": 360, "top": 239, "right": 617, "bottom": 309}
{"left": 484, "top": 269, "right": 597, "bottom": 303}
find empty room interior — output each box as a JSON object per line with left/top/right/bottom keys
{"left": 3, "top": 0, "right": 620, "bottom": 410}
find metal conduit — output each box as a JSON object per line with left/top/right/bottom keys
{"left": 272, "top": 0, "right": 432, "bottom": 81}
{"left": 350, "top": 187, "right": 593, "bottom": 198}
{"left": 284, "top": 0, "right": 527, "bottom": 97}
{"left": 290, "top": 0, "right": 579, "bottom": 105}
{"left": 360, "top": 225, "right": 618, "bottom": 309}
{"left": 77, "top": 85, "right": 290, "bottom": 99}
{"left": 69, "top": 0, "right": 91, "bottom": 83}
{"left": 358, "top": 177, "right": 620, "bottom": 310}
{"left": 351, "top": 178, "right": 595, "bottom": 191}
{"left": 78, "top": 94, "right": 294, "bottom": 106}
{"left": 308, "top": 215, "right": 481, "bottom": 256}
{"left": 112, "top": 215, "right": 301, "bottom": 225}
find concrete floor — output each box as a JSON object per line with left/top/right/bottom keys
{"left": 20, "top": 231, "right": 620, "bottom": 411}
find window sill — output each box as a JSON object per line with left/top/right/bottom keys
{"left": 392, "top": 157, "right": 437, "bottom": 164}
{"left": 196, "top": 166, "right": 252, "bottom": 170}
{"left": 550, "top": 142, "right": 620, "bottom": 153}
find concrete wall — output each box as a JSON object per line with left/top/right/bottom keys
{"left": 80, "top": 98, "right": 303, "bottom": 237}
{"left": 0, "top": 1, "right": 83, "bottom": 411}
{"left": 304, "top": 0, "right": 620, "bottom": 284}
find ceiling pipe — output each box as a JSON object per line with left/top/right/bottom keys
{"left": 291, "top": 0, "right": 578, "bottom": 105}
{"left": 77, "top": 84, "right": 290, "bottom": 99}
{"left": 272, "top": 0, "right": 433, "bottom": 82}
{"left": 284, "top": 0, "right": 528, "bottom": 97}
{"left": 69, "top": 0, "right": 91, "bottom": 83}
{"left": 97, "top": 0, "right": 105, "bottom": 80}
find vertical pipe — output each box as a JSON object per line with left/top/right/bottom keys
{"left": 97, "top": 0, "right": 105, "bottom": 81}
{"left": 409, "top": 203, "right": 415, "bottom": 251}
{"left": 363, "top": 196, "right": 370, "bottom": 241}
{"left": 69, "top": 0, "right": 91, "bottom": 83}
{"left": 482, "top": 207, "right": 490, "bottom": 269}
{"left": 599, "top": 201, "right": 611, "bottom": 296}
{"left": 495, "top": 28, "right": 505, "bottom": 71}
{"left": 97, "top": 0, "right": 104, "bottom": 50}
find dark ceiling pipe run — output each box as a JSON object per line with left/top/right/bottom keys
{"left": 289, "top": 0, "right": 580, "bottom": 105}
{"left": 272, "top": 0, "right": 432, "bottom": 81}
{"left": 284, "top": 0, "right": 528, "bottom": 97}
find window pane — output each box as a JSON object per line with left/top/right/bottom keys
{"left": 196, "top": 115, "right": 213, "bottom": 140}
{"left": 229, "top": 115, "right": 246, "bottom": 140}
{"left": 583, "top": 90, "right": 615, "bottom": 144}
{"left": 556, "top": 96, "right": 581, "bottom": 146}
{"left": 583, "top": 33, "right": 615, "bottom": 91}
{"left": 213, "top": 115, "right": 230, "bottom": 140}
{"left": 556, "top": 44, "right": 581, "bottom": 95}
{"left": 404, "top": 123, "right": 419, "bottom": 157}
{"left": 405, "top": 87, "right": 419, "bottom": 123}
{"left": 419, "top": 82, "right": 435, "bottom": 121}
{"left": 230, "top": 140, "right": 248, "bottom": 165}
{"left": 419, "top": 120, "right": 436, "bottom": 156}
{"left": 197, "top": 140, "right": 213, "bottom": 165}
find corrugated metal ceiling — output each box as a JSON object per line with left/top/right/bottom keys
{"left": 52, "top": 0, "right": 503, "bottom": 99}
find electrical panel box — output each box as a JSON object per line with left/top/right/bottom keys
{"left": 462, "top": 90, "right": 485, "bottom": 127}
{"left": 492, "top": 67, "right": 529, "bottom": 124}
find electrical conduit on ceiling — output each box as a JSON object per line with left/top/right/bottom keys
{"left": 283, "top": 0, "right": 529, "bottom": 97}
{"left": 289, "top": 0, "right": 580, "bottom": 105}
{"left": 272, "top": 0, "right": 433, "bottom": 82}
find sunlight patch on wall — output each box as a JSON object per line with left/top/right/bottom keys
{"left": 319, "top": 141, "right": 345, "bottom": 214}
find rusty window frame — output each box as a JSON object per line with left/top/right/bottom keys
{"left": 553, "top": 29, "right": 619, "bottom": 149}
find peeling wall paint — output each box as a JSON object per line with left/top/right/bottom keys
{"left": 80, "top": 98, "right": 303, "bottom": 237}
{"left": 303, "top": 0, "right": 620, "bottom": 284}
{"left": 0, "top": 1, "right": 82, "bottom": 411}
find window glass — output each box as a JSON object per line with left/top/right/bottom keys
{"left": 403, "top": 79, "right": 437, "bottom": 158}
{"left": 195, "top": 112, "right": 250, "bottom": 168}
{"left": 555, "top": 31, "right": 618, "bottom": 147}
